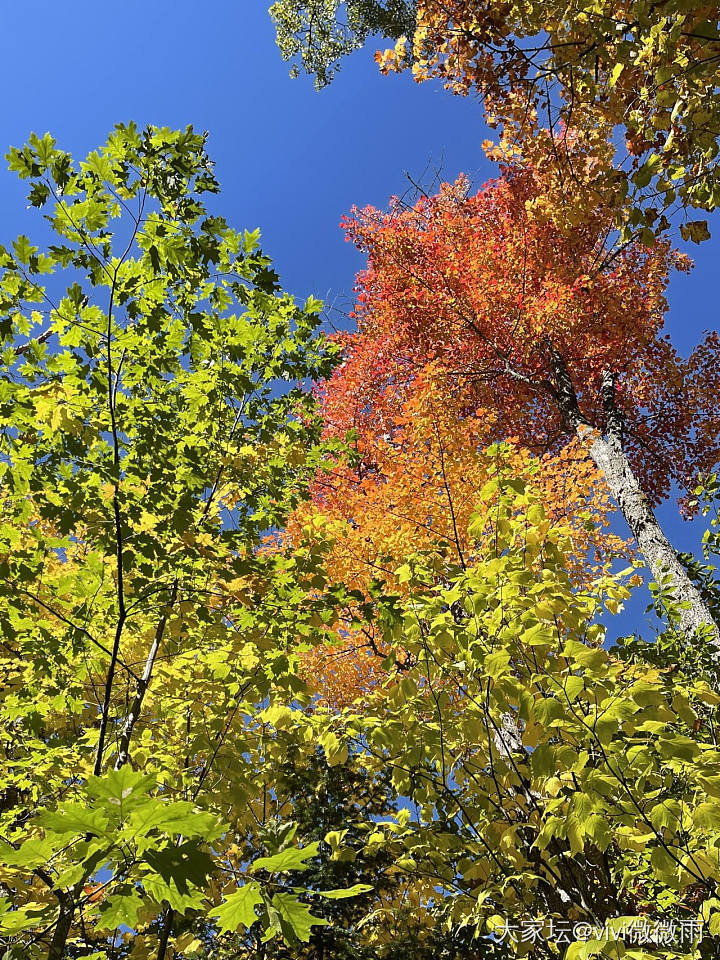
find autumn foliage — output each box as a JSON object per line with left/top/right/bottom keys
{"left": 321, "top": 170, "right": 718, "bottom": 506}
{"left": 290, "top": 164, "right": 720, "bottom": 703}
{"left": 297, "top": 399, "right": 624, "bottom": 586}
{"left": 375, "top": 0, "right": 720, "bottom": 235}
{"left": 293, "top": 425, "right": 629, "bottom": 708}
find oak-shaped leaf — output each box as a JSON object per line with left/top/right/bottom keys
{"left": 271, "top": 891, "right": 329, "bottom": 943}
{"left": 208, "top": 883, "right": 264, "bottom": 933}
{"left": 250, "top": 841, "right": 320, "bottom": 874}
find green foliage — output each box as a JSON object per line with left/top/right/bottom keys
{"left": 270, "top": 0, "right": 414, "bottom": 87}
{"left": 629, "top": 472, "right": 720, "bottom": 686}
{"left": 209, "top": 885, "right": 265, "bottom": 934}
{"left": 191, "top": 754, "right": 387, "bottom": 958}
{"left": 692, "top": 473, "right": 720, "bottom": 566}
{"left": 306, "top": 474, "right": 720, "bottom": 956}
{"left": 627, "top": 473, "right": 720, "bottom": 687}
{"left": 193, "top": 751, "right": 495, "bottom": 958}
{"left": 1, "top": 116, "right": 718, "bottom": 960}
{"left": 0, "top": 124, "right": 357, "bottom": 958}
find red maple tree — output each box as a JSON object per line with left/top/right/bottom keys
{"left": 318, "top": 169, "right": 720, "bottom": 642}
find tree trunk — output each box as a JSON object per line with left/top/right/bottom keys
{"left": 114, "top": 579, "right": 178, "bottom": 770}
{"left": 156, "top": 907, "right": 174, "bottom": 960}
{"left": 581, "top": 423, "right": 718, "bottom": 643}
{"left": 548, "top": 348, "right": 718, "bottom": 646}
{"left": 45, "top": 585, "right": 177, "bottom": 959}
{"left": 47, "top": 894, "right": 75, "bottom": 960}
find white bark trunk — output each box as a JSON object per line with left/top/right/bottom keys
{"left": 545, "top": 346, "right": 718, "bottom": 647}
{"left": 581, "top": 424, "right": 719, "bottom": 645}
{"left": 114, "top": 579, "right": 178, "bottom": 770}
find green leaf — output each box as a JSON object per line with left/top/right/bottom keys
{"left": 98, "top": 891, "right": 144, "bottom": 930}
{"left": 693, "top": 802, "right": 720, "bottom": 831}
{"left": 251, "top": 841, "right": 320, "bottom": 874}
{"left": 143, "top": 841, "right": 215, "bottom": 894}
{"left": 564, "top": 675, "right": 585, "bottom": 702}
{"left": 271, "top": 892, "right": 329, "bottom": 942}
{"left": 84, "top": 766, "right": 156, "bottom": 817}
{"left": 313, "top": 883, "right": 373, "bottom": 899}
{"left": 82, "top": 151, "right": 114, "bottom": 181}
{"left": 1, "top": 835, "right": 65, "bottom": 868}
{"left": 208, "top": 883, "right": 264, "bottom": 933}
{"left": 37, "top": 802, "right": 110, "bottom": 837}
{"left": 12, "top": 235, "right": 36, "bottom": 265}
{"left": 128, "top": 799, "right": 222, "bottom": 840}
{"left": 0, "top": 906, "right": 51, "bottom": 934}
{"left": 142, "top": 874, "right": 206, "bottom": 914}
{"left": 530, "top": 743, "right": 557, "bottom": 777}
{"left": 633, "top": 154, "right": 663, "bottom": 188}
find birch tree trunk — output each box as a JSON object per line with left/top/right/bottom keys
{"left": 548, "top": 349, "right": 719, "bottom": 647}
{"left": 581, "top": 424, "right": 718, "bottom": 643}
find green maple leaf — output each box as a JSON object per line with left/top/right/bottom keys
{"left": 144, "top": 841, "right": 214, "bottom": 894}
{"left": 98, "top": 890, "right": 144, "bottom": 930}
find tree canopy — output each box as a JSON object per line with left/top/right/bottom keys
{"left": 1, "top": 2, "right": 720, "bottom": 956}
{"left": 310, "top": 167, "right": 719, "bottom": 642}
{"left": 272, "top": 0, "right": 720, "bottom": 240}
{"left": 297, "top": 463, "right": 720, "bottom": 955}
{"left": 0, "top": 124, "right": 354, "bottom": 959}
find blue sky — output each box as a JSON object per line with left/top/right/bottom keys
{"left": 1, "top": 0, "right": 717, "bottom": 635}
{"left": 0, "top": 1, "right": 488, "bottom": 303}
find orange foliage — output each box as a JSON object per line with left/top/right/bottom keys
{"left": 328, "top": 170, "right": 716, "bottom": 505}
{"left": 293, "top": 392, "right": 628, "bottom": 709}
{"left": 295, "top": 391, "right": 625, "bottom": 595}
{"left": 294, "top": 166, "right": 720, "bottom": 706}
{"left": 82, "top": 883, "right": 106, "bottom": 904}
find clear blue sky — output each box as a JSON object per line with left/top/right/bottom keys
{"left": 0, "top": 1, "right": 489, "bottom": 305}
{"left": 1, "top": 0, "right": 717, "bottom": 635}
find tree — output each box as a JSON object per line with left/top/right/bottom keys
{"left": 623, "top": 472, "right": 720, "bottom": 683}
{"left": 309, "top": 464, "right": 720, "bottom": 956}
{"left": 272, "top": 0, "right": 720, "bottom": 241}
{"left": 316, "top": 170, "right": 719, "bottom": 645}
{"left": 0, "top": 124, "right": 355, "bottom": 958}
{"left": 291, "top": 396, "right": 628, "bottom": 708}
{"left": 192, "top": 751, "right": 439, "bottom": 960}
{"left": 297, "top": 387, "right": 623, "bottom": 591}
{"left": 270, "top": 0, "right": 415, "bottom": 89}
